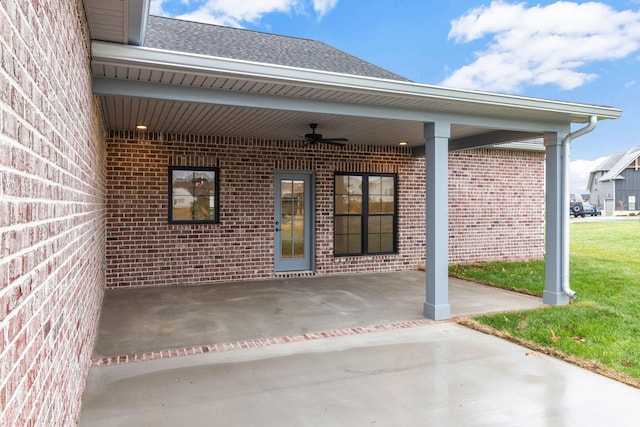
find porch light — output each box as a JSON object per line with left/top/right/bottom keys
{"left": 135, "top": 124, "right": 148, "bottom": 130}
{"left": 398, "top": 141, "right": 408, "bottom": 146}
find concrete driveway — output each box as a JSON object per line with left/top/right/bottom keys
{"left": 80, "top": 272, "right": 640, "bottom": 426}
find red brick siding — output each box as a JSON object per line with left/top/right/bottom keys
{"left": 0, "top": 1, "right": 105, "bottom": 425}
{"left": 449, "top": 148, "right": 545, "bottom": 263}
{"left": 106, "top": 132, "right": 544, "bottom": 288}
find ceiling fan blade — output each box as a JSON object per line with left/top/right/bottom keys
{"left": 320, "top": 140, "right": 346, "bottom": 147}
{"left": 299, "top": 125, "right": 347, "bottom": 147}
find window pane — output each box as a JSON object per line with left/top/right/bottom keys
{"left": 380, "top": 195, "right": 394, "bottom": 213}
{"left": 281, "top": 239, "right": 292, "bottom": 258}
{"left": 281, "top": 180, "right": 293, "bottom": 200}
{"left": 335, "top": 216, "right": 362, "bottom": 235}
{"left": 368, "top": 233, "right": 381, "bottom": 253}
{"left": 334, "top": 216, "right": 361, "bottom": 255}
{"left": 335, "top": 175, "right": 350, "bottom": 195}
{"left": 348, "top": 195, "right": 362, "bottom": 214}
{"left": 336, "top": 175, "right": 362, "bottom": 194}
{"left": 368, "top": 175, "right": 382, "bottom": 194}
{"left": 336, "top": 176, "right": 363, "bottom": 214}
{"left": 293, "top": 240, "right": 304, "bottom": 258}
{"left": 368, "top": 215, "right": 394, "bottom": 253}
{"left": 334, "top": 234, "right": 348, "bottom": 254}
{"left": 368, "top": 175, "right": 394, "bottom": 196}
{"left": 368, "top": 195, "right": 381, "bottom": 213}
{"left": 348, "top": 233, "right": 362, "bottom": 254}
{"left": 281, "top": 219, "right": 293, "bottom": 239}
{"left": 170, "top": 167, "right": 218, "bottom": 223}
{"left": 368, "top": 176, "right": 394, "bottom": 213}
{"left": 367, "top": 216, "right": 381, "bottom": 234}
{"left": 379, "top": 233, "right": 394, "bottom": 252}
{"left": 335, "top": 194, "right": 348, "bottom": 214}
{"left": 369, "top": 196, "right": 394, "bottom": 213}
{"left": 293, "top": 218, "right": 304, "bottom": 238}
{"left": 380, "top": 216, "right": 393, "bottom": 233}
{"left": 348, "top": 176, "right": 363, "bottom": 195}
{"left": 334, "top": 216, "right": 348, "bottom": 235}
{"left": 348, "top": 216, "right": 361, "bottom": 235}
{"left": 381, "top": 177, "right": 394, "bottom": 196}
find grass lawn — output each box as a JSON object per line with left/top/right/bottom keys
{"left": 449, "top": 220, "right": 640, "bottom": 387}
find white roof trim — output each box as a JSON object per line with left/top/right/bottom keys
{"left": 490, "top": 142, "right": 545, "bottom": 152}
{"left": 127, "top": 0, "right": 151, "bottom": 45}
{"left": 91, "top": 41, "right": 622, "bottom": 123}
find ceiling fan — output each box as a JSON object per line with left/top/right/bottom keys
{"left": 301, "top": 123, "right": 348, "bottom": 147}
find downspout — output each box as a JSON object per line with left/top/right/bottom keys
{"left": 562, "top": 115, "right": 598, "bottom": 298}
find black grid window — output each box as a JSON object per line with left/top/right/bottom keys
{"left": 334, "top": 173, "right": 397, "bottom": 255}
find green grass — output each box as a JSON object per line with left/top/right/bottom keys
{"left": 449, "top": 221, "right": 640, "bottom": 384}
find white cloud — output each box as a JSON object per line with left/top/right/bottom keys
{"left": 570, "top": 156, "right": 607, "bottom": 193}
{"left": 442, "top": 1, "right": 640, "bottom": 93}
{"left": 312, "top": 0, "right": 339, "bottom": 18}
{"left": 149, "top": 0, "right": 337, "bottom": 27}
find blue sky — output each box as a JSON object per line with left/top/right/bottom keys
{"left": 150, "top": 0, "right": 640, "bottom": 192}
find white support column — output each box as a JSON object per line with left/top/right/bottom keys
{"left": 543, "top": 131, "right": 570, "bottom": 305}
{"left": 424, "top": 121, "right": 451, "bottom": 320}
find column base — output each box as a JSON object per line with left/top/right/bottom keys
{"left": 423, "top": 303, "right": 451, "bottom": 321}
{"left": 543, "top": 291, "right": 570, "bottom": 305}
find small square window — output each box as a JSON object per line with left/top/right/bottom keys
{"left": 169, "top": 166, "right": 220, "bottom": 224}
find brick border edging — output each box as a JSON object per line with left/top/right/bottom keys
{"left": 90, "top": 319, "right": 436, "bottom": 367}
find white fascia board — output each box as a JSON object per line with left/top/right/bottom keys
{"left": 91, "top": 41, "right": 622, "bottom": 122}
{"left": 490, "top": 142, "right": 546, "bottom": 152}
{"left": 93, "top": 77, "right": 569, "bottom": 133}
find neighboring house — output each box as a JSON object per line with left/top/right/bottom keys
{"left": 0, "top": 1, "right": 621, "bottom": 425}
{"left": 588, "top": 146, "right": 640, "bottom": 215}
{"left": 172, "top": 187, "right": 192, "bottom": 208}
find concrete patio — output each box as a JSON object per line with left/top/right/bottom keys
{"left": 92, "top": 271, "right": 542, "bottom": 358}
{"left": 80, "top": 271, "right": 640, "bottom": 426}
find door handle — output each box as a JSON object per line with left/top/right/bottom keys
{"left": 274, "top": 221, "right": 280, "bottom": 232}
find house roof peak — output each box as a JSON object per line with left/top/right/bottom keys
{"left": 144, "top": 15, "right": 412, "bottom": 82}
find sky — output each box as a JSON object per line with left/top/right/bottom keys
{"left": 150, "top": 0, "right": 640, "bottom": 193}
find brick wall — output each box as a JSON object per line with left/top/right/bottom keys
{"left": 0, "top": 1, "right": 106, "bottom": 425}
{"left": 106, "top": 132, "right": 544, "bottom": 288}
{"left": 449, "top": 148, "right": 545, "bottom": 262}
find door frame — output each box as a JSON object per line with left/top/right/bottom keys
{"left": 274, "top": 171, "right": 315, "bottom": 272}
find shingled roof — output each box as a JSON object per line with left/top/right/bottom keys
{"left": 596, "top": 146, "right": 640, "bottom": 182}
{"left": 144, "top": 15, "right": 411, "bottom": 82}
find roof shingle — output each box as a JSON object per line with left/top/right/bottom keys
{"left": 144, "top": 15, "right": 411, "bottom": 82}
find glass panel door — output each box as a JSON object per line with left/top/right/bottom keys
{"left": 280, "top": 179, "right": 305, "bottom": 259}
{"left": 275, "top": 173, "right": 313, "bottom": 271}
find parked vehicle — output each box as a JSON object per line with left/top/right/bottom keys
{"left": 583, "top": 203, "right": 601, "bottom": 216}
{"left": 570, "top": 201, "right": 585, "bottom": 217}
